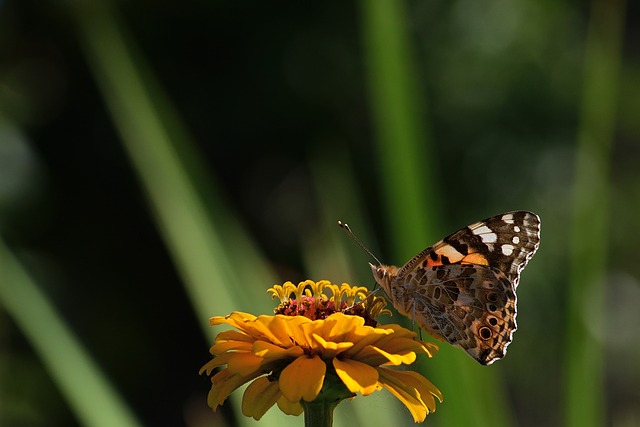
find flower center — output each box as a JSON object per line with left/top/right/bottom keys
{"left": 267, "top": 280, "right": 390, "bottom": 326}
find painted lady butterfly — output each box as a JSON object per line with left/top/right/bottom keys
{"left": 343, "top": 211, "right": 540, "bottom": 365}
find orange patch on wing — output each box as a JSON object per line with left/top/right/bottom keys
{"left": 461, "top": 253, "right": 489, "bottom": 266}
{"left": 434, "top": 245, "right": 465, "bottom": 263}
{"left": 425, "top": 258, "right": 443, "bottom": 267}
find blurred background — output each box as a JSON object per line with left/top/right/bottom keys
{"left": 0, "top": 0, "right": 638, "bottom": 426}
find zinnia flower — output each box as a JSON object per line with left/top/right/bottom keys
{"left": 200, "top": 280, "right": 443, "bottom": 423}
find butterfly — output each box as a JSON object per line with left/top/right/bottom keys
{"left": 342, "top": 211, "right": 540, "bottom": 365}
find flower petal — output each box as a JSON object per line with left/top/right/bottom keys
{"left": 361, "top": 344, "right": 417, "bottom": 366}
{"left": 277, "top": 396, "right": 304, "bottom": 416}
{"left": 253, "top": 340, "right": 304, "bottom": 361}
{"left": 214, "top": 329, "right": 255, "bottom": 343}
{"left": 209, "top": 340, "right": 253, "bottom": 355}
{"left": 377, "top": 370, "right": 427, "bottom": 422}
{"left": 199, "top": 352, "right": 235, "bottom": 375}
{"left": 206, "top": 369, "right": 260, "bottom": 411}
{"left": 267, "top": 315, "right": 312, "bottom": 347}
{"left": 377, "top": 368, "right": 442, "bottom": 422}
{"left": 242, "top": 376, "right": 281, "bottom": 420}
{"left": 423, "top": 341, "right": 439, "bottom": 357}
{"left": 376, "top": 323, "right": 417, "bottom": 339}
{"left": 316, "top": 313, "right": 365, "bottom": 342}
{"left": 341, "top": 327, "right": 392, "bottom": 358}
{"left": 211, "top": 312, "right": 257, "bottom": 328}
{"left": 217, "top": 313, "right": 279, "bottom": 344}
{"left": 311, "top": 333, "right": 353, "bottom": 359}
{"left": 333, "top": 358, "right": 378, "bottom": 395}
{"left": 376, "top": 337, "right": 434, "bottom": 359}
{"left": 227, "top": 352, "right": 265, "bottom": 376}
{"left": 279, "top": 355, "right": 326, "bottom": 402}
{"left": 240, "top": 316, "right": 281, "bottom": 343}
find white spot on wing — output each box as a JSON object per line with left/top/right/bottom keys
{"left": 513, "top": 226, "right": 521, "bottom": 232}
{"left": 473, "top": 225, "right": 493, "bottom": 235}
{"left": 482, "top": 233, "right": 498, "bottom": 243}
{"left": 512, "top": 236, "right": 520, "bottom": 244}
{"left": 501, "top": 213, "right": 514, "bottom": 224}
{"left": 473, "top": 225, "right": 498, "bottom": 243}
{"left": 472, "top": 225, "right": 498, "bottom": 243}
{"left": 501, "top": 244, "right": 514, "bottom": 256}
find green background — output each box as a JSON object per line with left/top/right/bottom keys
{"left": 1, "top": 0, "right": 638, "bottom": 426}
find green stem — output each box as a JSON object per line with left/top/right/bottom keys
{"left": 302, "top": 401, "right": 337, "bottom": 427}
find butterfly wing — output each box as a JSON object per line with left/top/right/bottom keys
{"left": 397, "top": 211, "right": 540, "bottom": 287}
{"left": 376, "top": 211, "right": 540, "bottom": 364}
{"left": 393, "top": 264, "right": 517, "bottom": 365}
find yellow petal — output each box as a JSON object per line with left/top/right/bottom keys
{"left": 253, "top": 340, "right": 304, "bottom": 361}
{"left": 376, "top": 337, "right": 433, "bottom": 358}
{"left": 215, "top": 329, "right": 255, "bottom": 343}
{"left": 277, "top": 396, "right": 304, "bottom": 416}
{"left": 333, "top": 358, "right": 378, "bottom": 395}
{"left": 279, "top": 355, "right": 326, "bottom": 402}
{"left": 364, "top": 345, "right": 417, "bottom": 366}
{"left": 376, "top": 323, "right": 417, "bottom": 339}
{"left": 219, "top": 313, "right": 280, "bottom": 344}
{"left": 423, "top": 341, "right": 439, "bottom": 357}
{"left": 376, "top": 369, "right": 427, "bottom": 422}
{"left": 205, "top": 369, "right": 229, "bottom": 409}
{"left": 267, "top": 315, "right": 312, "bottom": 347}
{"left": 240, "top": 315, "right": 307, "bottom": 348}
{"left": 211, "top": 312, "right": 257, "bottom": 328}
{"left": 377, "top": 368, "right": 442, "bottom": 422}
{"left": 206, "top": 369, "right": 255, "bottom": 411}
{"left": 205, "top": 376, "right": 223, "bottom": 410}
{"left": 209, "top": 340, "right": 253, "bottom": 355}
{"left": 239, "top": 315, "right": 280, "bottom": 343}
{"left": 315, "top": 313, "right": 365, "bottom": 342}
{"left": 227, "top": 352, "right": 265, "bottom": 376}
{"left": 296, "top": 314, "right": 346, "bottom": 346}
{"left": 242, "top": 376, "right": 281, "bottom": 420}
{"left": 311, "top": 333, "right": 353, "bottom": 358}
{"left": 407, "top": 370, "right": 443, "bottom": 406}
{"left": 199, "top": 352, "right": 235, "bottom": 375}
{"left": 341, "top": 327, "right": 392, "bottom": 358}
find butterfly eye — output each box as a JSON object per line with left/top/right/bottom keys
{"left": 487, "top": 317, "right": 498, "bottom": 326}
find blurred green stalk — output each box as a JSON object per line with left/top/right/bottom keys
{"left": 358, "top": 1, "right": 511, "bottom": 426}
{"left": 0, "top": 238, "right": 142, "bottom": 427}
{"left": 69, "top": 2, "right": 301, "bottom": 427}
{"left": 358, "top": 0, "right": 438, "bottom": 248}
{"left": 565, "top": 0, "right": 625, "bottom": 426}
{"left": 69, "top": 0, "right": 277, "bottom": 332}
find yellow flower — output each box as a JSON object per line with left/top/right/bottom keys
{"left": 200, "top": 280, "right": 443, "bottom": 423}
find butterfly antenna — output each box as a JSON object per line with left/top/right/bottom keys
{"left": 337, "top": 220, "right": 382, "bottom": 266}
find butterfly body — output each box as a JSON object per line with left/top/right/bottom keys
{"left": 370, "top": 211, "right": 540, "bottom": 365}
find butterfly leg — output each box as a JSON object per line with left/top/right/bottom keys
{"left": 368, "top": 287, "right": 381, "bottom": 296}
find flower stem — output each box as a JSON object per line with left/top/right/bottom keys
{"left": 302, "top": 401, "right": 337, "bottom": 427}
